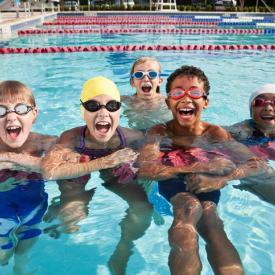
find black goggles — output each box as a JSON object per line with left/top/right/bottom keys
{"left": 0, "top": 103, "right": 33, "bottom": 118}
{"left": 81, "top": 99, "right": 121, "bottom": 112}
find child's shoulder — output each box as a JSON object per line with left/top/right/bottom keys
{"left": 225, "top": 119, "right": 254, "bottom": 141}
{"left": 148, "top": 123, "right": 168, "bottom": 136}
{"left": 119, "top": 126, "right": 145, "bottom": 143}
{"left": 27, "top": 132, "right": 57, "bottom": 152}
{"left": 205, "top": 123, "right": 231, "bottom": 141}
{"left": 59, "top": 126, "right": 82, "bottom": 140}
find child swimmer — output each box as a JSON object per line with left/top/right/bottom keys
{"left": 41, "top": 76, "right": 154, "bottom": 275}
{"left": 138, "top": 66, "right": 269, "bottom": 275}
{"left": 122, "top": 56, "right": 172, "bottom": 130}
{"left": 226, "top": 84, "right": 275, "bottom": 204}
{"left": 0, "top": 80, "right": 56, "bottom": 273}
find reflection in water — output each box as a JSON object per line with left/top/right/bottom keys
{"left": 0, "top": 172, "right": 47, "bottom": 274}
{"left": 43, "top": 175, "right": 94, "bottom": 238}
{"left": 122, "top": 96, "right": 172, "bottom": 130}
{"left": 44, "top": 171, "right": 153, "bottom": 275}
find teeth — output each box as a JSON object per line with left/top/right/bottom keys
{"left": 97, "top": 122, "right": 110, "bottom": 126}
{"left": 179, "top": 108, "right": 193, "bottom": 112}
{"left": 142, "top": 84, "right": 152, "bottom": 88}
{"left": 7, "top": 126, "right": 20, "bottom": 130}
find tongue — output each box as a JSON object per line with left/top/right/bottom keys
{"left": 142, "top": 87, "right": 151, "bottom": 93}
{"left": 8, "top": 129, "right": 21, "bottom": 140}
{"left": 96, "top": 124, "right": 110, "bottom": 134}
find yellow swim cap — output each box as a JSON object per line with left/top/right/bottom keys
{"left": 80, "top": 76, "right": 120, "bottom": 116}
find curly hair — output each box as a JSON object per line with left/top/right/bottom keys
{"left": 166, "top": 65, "right": 210, "bottom": 96}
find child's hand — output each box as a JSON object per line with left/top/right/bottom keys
{"left": 102, "top": 148, "right": 139, "bottom": 168}
{"left": 0, "top": 161, "right": 15, "bottom": 170}
{"left": 201, "top": 158, "right": 236, "bottom": 175}
{"left": 185, "top": 174, "right": 227, "bottom": 193}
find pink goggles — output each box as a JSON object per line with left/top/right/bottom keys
{"left": 168, "top": 87, "right": 206, "bottom": 100}
{"left": 254, "top": 98, "right": 275, "bottom": 108}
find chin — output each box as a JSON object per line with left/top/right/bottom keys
{"left": 5, "top": 141, "right": 25, "bottom": 149}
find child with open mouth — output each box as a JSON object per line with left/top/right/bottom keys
{"left": 122, "top": 56, "right": 172, "bottom": 130}
{"left": 226, "top": 84, "right": 275, "bottom": 205}
{"left": 137, "top": 65, "right": 270, "bottom": 275}
{"left": 0, "top": 80, "right": 56, "bottom": 273}
{"left": 41, "top": 76, "right": 154, "bottom": 274}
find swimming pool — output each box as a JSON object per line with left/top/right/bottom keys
{"left": 0, "top": 14, "right": 275, "bottom": 275}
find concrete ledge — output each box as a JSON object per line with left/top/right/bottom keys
{"left": 0, "top": 12, "right": 57, "bottom": 35}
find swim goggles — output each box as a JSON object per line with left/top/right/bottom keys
{"left": 254, "top": 98, "right": 275, "bottom": 108}
{"left": 81, "top": 99, "right": 121, "bottom": 112}
{"left": 168, "top": 87, "right": 206, "bottom": 100}
{"left": 131, "top": 70, "right": 160, "bottom": 80}
{"left": 0, "top": 103, "right": 33, "bottom": 118}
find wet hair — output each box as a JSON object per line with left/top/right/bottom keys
{"left": 166, "top": 65, "right": 210, "bottom": 97}
{"left": 0, "top": 80, "right": 36, "bottom": 106}
{"left": 130, "top": 56, "right": 161, "bottom": 93}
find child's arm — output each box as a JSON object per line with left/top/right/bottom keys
{"left": 41, "top": 140, "right": 138, "bottom": 181}
{"left": 186, "top": 157, "right": 271, "bottom": 193}
{"left": 185, "top": 127, "right": 272, "bottom": 193}
{"left": 0, "top": 134, "right": 57, "bottom": 173}
{"left": 0, "top": 153, "right": 42, "bottom": 173}
{"left": 42, "top": 146, "right": 138, "bottom": 181}
{"left": 138, "top": 141, "right": 236, "bottom": 180}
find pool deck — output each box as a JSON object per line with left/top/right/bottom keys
{"left": 0, "top": 10, "right": 274, "bottom": 38}
{"left": 0, "top": 11, "right": 57, "bottom": 37}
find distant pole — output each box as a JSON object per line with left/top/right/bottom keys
{"left": 150, "top": 0, "right": 152, "bottom": 11}
{"left": 255, "top": 0, "right": 259, "bottom": 12}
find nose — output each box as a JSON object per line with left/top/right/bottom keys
{"left": 6, "top": 111, "right": 18, "bottom": 122}
{"left": 180, "top": 94, "right": 192, "bottom": 103}
{"left": 264, "top": 102, "right": 274, "bottom": 111}
{"left": 97, "top": 106, "right": 109, "bottom": 117}
{"left": 143, "top": 74, "right": 150, "bottom": 80}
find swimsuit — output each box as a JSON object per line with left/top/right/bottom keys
{"left": 0, "top": 172, "right": 47, "bottom": 249}
{"left": 158, "top": 146, "right": 221, "bottom": 205}
{"left": 75, "top": 125, "right": 136, "bottom": 184}
{"left": 237, "top": 120, "right": 275, "bottom": 160}
{"left": 75, "top": 125, "right": 126, "bottom": 158}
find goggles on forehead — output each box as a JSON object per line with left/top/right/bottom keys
{"left": 81, "top": 99, "right": 121, "bottom": 113}
{"left": 168, "top": 87, "right": 206, "bottom": 100}
{"left": 0, "top": 103, "right": 33, "bottom": 118}
{"left": 254, "top": 98, "right": 275, "bottom": 108}
{"left": 131, "top": 70, "right": 159, "bottom": 80}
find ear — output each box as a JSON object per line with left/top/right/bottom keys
{"left": 32, "top": 107, "right": 38, "bottom": 124}
{"left": 158, "top": 77, "right": 163, "bottom": 86}
{"left": 130, "top": 78, "right": 135, "bottom": 87}
{"left": 203, "top": 98, "right": 209, "bottom": 109}
{"left": 165, "top": 98, "right": 171, "bottom": 109}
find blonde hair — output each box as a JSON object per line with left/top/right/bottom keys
{"left": 130, "top": 56, "right": 161, "bottom": 93}
{"left": 0, "top": 80, "right": 36, "bottom": 106}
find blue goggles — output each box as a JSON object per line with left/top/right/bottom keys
{"left": 131, "top": 70, "right": 160, "bottom": 80}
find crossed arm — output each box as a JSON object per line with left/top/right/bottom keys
{"left": 185, "top": 139, "right": 272, "bottom": 193}
{"left": 41, "top": 144, "right": 137, "bottom": 181}
{"left": 137, "top": 141, "right": 236, "bottom": 180}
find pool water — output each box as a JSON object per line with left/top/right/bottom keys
{"left": 0, "top": 28, "right": 275, "bottom": 275}
{"left": 4, "top": 32, "right": 275, "bottom": 48}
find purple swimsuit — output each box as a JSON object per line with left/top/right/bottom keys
{"left": 75, "top": 125, "right": 127, "bottom": 158}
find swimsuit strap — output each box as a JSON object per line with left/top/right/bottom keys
{"left": 75, "top": 126, "right": 126, "bottom": 155}
{"left": 79, "top": 125, "right": 87, "bottom": 149}
{"left": 75, "top": 125, "right": 87, "bottom": 154}
{"left": 116, "top": 126, "right": 127, "bottom": 148}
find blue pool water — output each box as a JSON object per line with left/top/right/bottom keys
{"left": 4, "top": 32, "right": 275, "bottom": 48}
{"left": 0, "top": 27, "right": 275, "bottom": 274}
